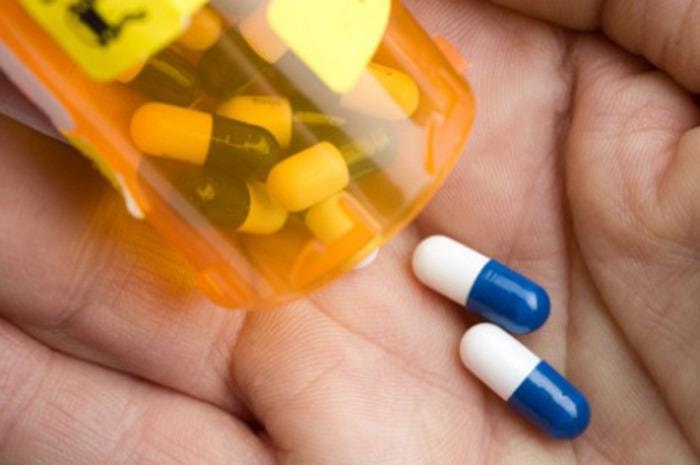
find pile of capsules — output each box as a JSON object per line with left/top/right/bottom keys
{"left": 123, "top": 3, "right": 416, "bottom": 242}
{"left": 413, "top": 236, "right": 591, "bottom": 440}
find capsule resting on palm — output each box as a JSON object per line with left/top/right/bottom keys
{"left": 460, "top": 324, "right": 590, "bottom": 439}
{"left": 131, "top": 103, "right": 280, "bottom": 175}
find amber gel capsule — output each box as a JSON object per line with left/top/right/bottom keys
{"left": 198, "top": 28, "right": 271, "bottom": 99}
{"left": 118, "top": 49, "right": 200, "bottom": 106}
{"left": 199, "top": 1, "right": 288, "bottom": 98}
{"left": 218, "top": 95, "right": 348, "bottom": 150}
{"left": 332, "top": 127, "right": 395, "bottom": 179}
{"left": 266, "top": 125, "right": 396, "bottom": 212}
{"left": 304, "top": 191, "right": 375, "bottom": 245}
{"left": 292, "top": 124, "right": 395, "bottom": 177}
{"left": 131, "top": 103, "right": 280, "bottom": 176}
{"left": 218, "top": 95, "right": 293, "bottom": 149}
{"left": 177, "top": 6, "right": 223, "bottom": 52}
{"left": 176, "top": 169, "right": 287, "bottom": 234}
{"left": 267, "top": 142, "right": 350, "bottom": 212}
{"left": 340, "top": 62, "right": 421, "bottom": 121}
{"left": 270, "top": 58, "right": 421, "bottom": 122}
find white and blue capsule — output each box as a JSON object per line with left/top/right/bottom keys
{"left": 412, "top": 235, "right": 550, "bottom": 334}
{"left": 460, "top": 323, "right": 590, "bottom": 439}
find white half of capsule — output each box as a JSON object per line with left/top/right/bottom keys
{"left": 459, "top": 323, "right": 540, "bottom": 400}
{"left": 412, "top": 235, "right": 489, "bottom": 306}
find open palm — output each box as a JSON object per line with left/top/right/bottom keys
{"left": 1, "top": 1, "right": 699, "bottom": 463}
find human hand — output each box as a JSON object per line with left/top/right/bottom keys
{"left": 1, "top": 1, "right": 699, "bottom": 463}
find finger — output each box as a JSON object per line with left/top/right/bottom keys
{"left": 484, "top": 0, "right": 700, "bottom": 92}
{"left": 0, "top": 318, "right": 274, "bottom": 465}
{"left": 0, "top": 114, "right": 247, "bottom": 415}
{"left": 566, "top": 38, "right": 700, "bottom": 449}
{"left": 660, "top": 126, "right": 700, "bottom": 244}
{"left": 409, "top": 0, "right": 573, "bottom": 362}
{"left": 565, "top": 255, "right": 699, "bottom": 464}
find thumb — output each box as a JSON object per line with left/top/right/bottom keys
{"left": 486, "top": 0, "right": 700, "bottom": 92}
{"left": 661, "top": 126, "right": 700, "bottom": 245}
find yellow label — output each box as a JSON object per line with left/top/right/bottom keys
{"left": 19, "top": 0, "right": 207, "bottom": 81}
{"left": 268, "top": 0, "right": 391, "bottom": 93}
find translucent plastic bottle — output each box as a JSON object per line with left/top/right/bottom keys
{"left": 0, "top": 0, "right": 475, "bottom": 309}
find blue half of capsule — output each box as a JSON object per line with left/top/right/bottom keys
{"left": 508, "top": 361, "right": 591, "bottom": 439}
{"left": 468, "top": 260, "right": 551, "bottom": 334}
{"left": 460, "top": 323, "right": 591, "bottom": 440}
{"left": 412, "top": 236, "right": 550, "bottom": 334}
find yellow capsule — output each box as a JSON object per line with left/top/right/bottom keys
{"left": 267, "top": 142, "right": 349, "bottom": 212}
{"left": 118, "top": 61, "right": 145, "bottom": 83}
{"left": 132, "top": 103, "right": 211, "bottom": 164}
{"left": 289, "top": 124, "right": 394, "bottom": 178}
{"left": 305, "top": 192, "right": 356, "bottom": 244}
{"left": 218, "top": 95, "right": 292, "bottom": 149}
{"left": 334, "top": 126, "right": 395, "bottom": 178}
{"left": 199, "top": 2, "right": 288, "bottom": 99}
{"left": 199, "top": 28, "right": 270, "bottom": 99}
{"left": 176, "top": 170, "right": 286, "bottom": 234}
{"left": 238, "top": 181, "right": 288, "bottom": 234}
{"left": 131, "top": 103, "right": 280, "bottom": 175}
{"left": 178, "top": 7, "right": 223, "bottom": 52}
{"left": 340, "top": 62, "right": 420, "bottom": 120}
{"left": 117, "top": 49, "right": 200, "bottom": 106}
{"left": 293, "top": 111, "right": 346, "bottom": 129}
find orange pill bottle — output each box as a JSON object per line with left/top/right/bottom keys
{"left": 0, "top": 0, "right": 475, "bottom": 309}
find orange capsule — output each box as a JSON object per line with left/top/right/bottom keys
{"left": 131, "top": 103, "right": 280, "bottom": 175}
{"left": 305, "top": 192, "right": 357, "bottom": 244}
{"left": 340, "top": 63, "right": 420, "bottom": 120}
{"left": 118, "top": 49, "right": 200, "bottom": 106}
{"left": 178, "top": 7, "right": 223, "bottom": 52}
{"left": 218, "top": 95, "right": 348, "bottom": 151}
{"left": 267, "top": 141, "right": 349, "bottom": 212}
{"left": 217, "top": 95, "right": 293, "bottom": 149}
{"left": 198, "top": 28, "right": 271, "bottom": 99}
{"left": 176, "top": 169, "right": 287, "bottom": 234}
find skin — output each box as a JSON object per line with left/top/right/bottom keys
{"left": 0, "top": 0, "right": 699, "bottom": 463}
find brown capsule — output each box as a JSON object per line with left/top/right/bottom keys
{"left": 119, "top": 48, "right": 200, "bottom": 106}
